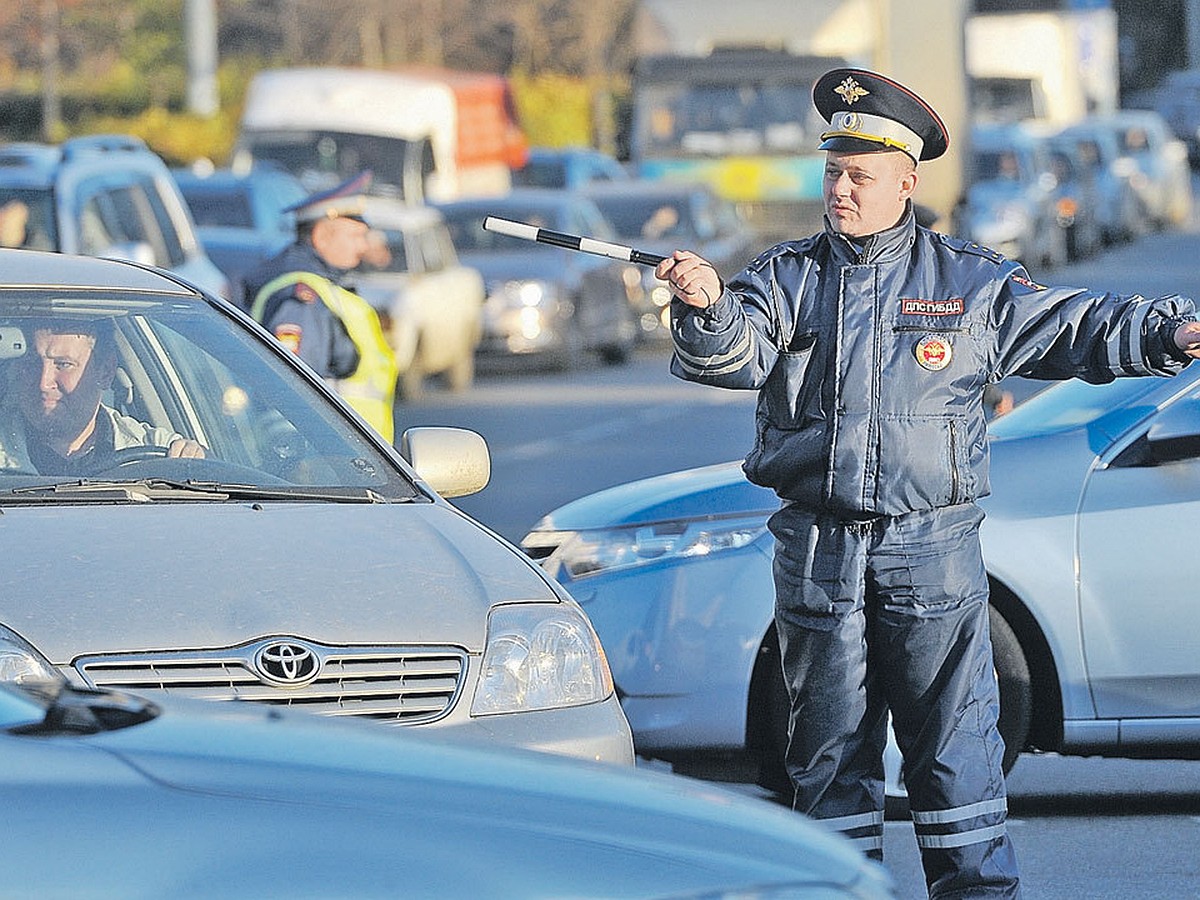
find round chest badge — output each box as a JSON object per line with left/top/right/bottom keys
{"left": 915, "top": 334, "right": 952, "bottom": 371}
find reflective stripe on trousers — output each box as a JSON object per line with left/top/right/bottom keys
{"left": 771, "top": 502, "right": 1021, "bottom": 899}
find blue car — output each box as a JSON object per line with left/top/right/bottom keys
{"left": 0, "top": 622, "right": 894, "bottom": 899}
{"left": 523, "top": 367, "right": 1200, "bottom": 791}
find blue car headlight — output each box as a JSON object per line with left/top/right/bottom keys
{"left": 527, "top": 516, "right": 769, "bottom": 581}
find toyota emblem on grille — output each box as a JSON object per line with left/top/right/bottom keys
{"left": 255, "top": 640, "right": 320, "bottom": 686}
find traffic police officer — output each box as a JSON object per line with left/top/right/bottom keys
{"left": 656, "top": 68, "right": 1200, "bottom": 899}
{"left": 245, "top": 172, "right": 397, "bottom": 442}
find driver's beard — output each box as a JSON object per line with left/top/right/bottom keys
{"left": 24, "top": 396, "right": 98, "bottom": 454}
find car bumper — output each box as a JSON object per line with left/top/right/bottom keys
{"left": 564, "top": 544, "right": 775, "bottom": 754}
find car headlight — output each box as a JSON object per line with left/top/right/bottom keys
{"left": 0, "top": 623, "right": 63, "bottom": 688}
{"left": 471, "top": 602, "right": 615, "bottom": 716}
{"left": 528, "top": 515, "right": 769, "bottom": 580}
{"left": 487, "top": 278, "right": 560, "bottom": 312}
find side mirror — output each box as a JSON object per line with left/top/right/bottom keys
{"left": 399, "top": 426, "right": 491, "bottom": 498}
{"left": 1144, "top": 398, "right": 1200, "bottom": 465}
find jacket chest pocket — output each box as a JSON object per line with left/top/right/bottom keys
{"left": 762, "top": 332, "right": 823, "bottom": 428}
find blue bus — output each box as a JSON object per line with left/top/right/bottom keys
{"left": 629, "top": 47, "right": 845, "bottom": 239}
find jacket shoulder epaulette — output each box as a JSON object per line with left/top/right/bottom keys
{"left": 933, "top": 231, "right": 1005, "bottom": 264}
{"left": 745, "top": 235, "right": 822, "bottom": 274}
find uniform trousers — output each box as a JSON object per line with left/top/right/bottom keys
{"left": 769, "top": 501, "right": 1021, "bottom": 899}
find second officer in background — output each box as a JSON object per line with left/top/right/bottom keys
{"left": 244, "top": 172, "right": 397, "bottom": 442}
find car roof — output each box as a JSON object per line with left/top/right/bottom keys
{"left": 0, "top": 136, "right": 163, "bottom": 189}
{"left": 970, "top": 122, "right": 1040, "bottom": 150}
{"left": 437, "top": 187, "right": 583, "bottom": 211}
{"left": 358, "top": 197, "right": 444, "bottom": 230}
{"left": 0, "top": 248, "right": 199, "bottom": 295}
{"left": 172, "top": 163, "right": 298, "bottom": 189}
{"left": 583, "top": 180, "right": 709, "bottom": 200}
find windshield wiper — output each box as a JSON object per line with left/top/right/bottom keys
{"left": 5, "top": 479, "right": 392, "bottom": 503}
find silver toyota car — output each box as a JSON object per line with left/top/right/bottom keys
{"left": 0, "top": 248, "right": 632, "bottom": 764}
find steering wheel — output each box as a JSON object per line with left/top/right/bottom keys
{"left": 108, "top": 445, "right": 172, "bottom": 467}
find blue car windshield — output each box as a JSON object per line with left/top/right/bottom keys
{"left": 988, "top": 377, "right": 1160, "bottom": 440}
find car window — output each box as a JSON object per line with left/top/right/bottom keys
{"left": 441, "top": 205, "right": 554, "bottom": 253}
{"left": 0, "top": 293, "right": 417, "bottom": 499}
{"left": 184, "top": 187, "right": 255, "bottom": 229}
{"left": 0, "top": 189, "right": 58, "bottom": 251}
{"left": 512, "top": 159, "right": 567, "bottom": 188}
{"left": 78, "top": 178, "right": 178, "bottom": 267}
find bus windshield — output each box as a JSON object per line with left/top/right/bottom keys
{"left": 634, "top": 81, "right": 826, "bottom": 159}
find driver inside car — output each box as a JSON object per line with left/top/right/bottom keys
{"left": 0, "top": 318, "right": 205, "bottom": 475}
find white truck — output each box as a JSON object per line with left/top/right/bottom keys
{"left": 234, "top": 67, "right": 528, "bottom": 205}
{"left": 965, "top": 8, "right": 1120, "bottom": 127}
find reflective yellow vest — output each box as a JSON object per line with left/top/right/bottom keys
{"left": 252, "top": 272, "right": 397, "bottom": 443}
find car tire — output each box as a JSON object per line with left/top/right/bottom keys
{"left": 989, "top": 604, "right": 1031, "bottom": 776}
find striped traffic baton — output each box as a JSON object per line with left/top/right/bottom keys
{"left": 482, "top": 216, "right": 669, "bottom": 268}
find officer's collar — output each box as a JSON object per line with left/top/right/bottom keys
{"left": 826, "top": 201, "right": 916, "bottom": 264}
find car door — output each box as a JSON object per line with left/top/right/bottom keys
{"left": 1076, "top": 378, "right": 1200, "bottom": 722}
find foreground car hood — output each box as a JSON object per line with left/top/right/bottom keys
{"left": 0, "top": 695, "right": 890, "bottom": 898}
{"left": 534, "top": 460, "right": 778, "bottom": 531}
{"left": 1, "top": 501, "right": 553, "bottom": 661}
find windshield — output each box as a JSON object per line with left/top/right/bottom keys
{"left": 181, "top": 186, "right": 255, "bottom": 228}
{"left": 512, "top": 159, "right": 567, "bottom": 189}
{"left": 971, "top": 149, "right": 1027, "bottom": 183}
{"left": 633, "top": 82, "right": 825, "bottom": 159}
{"left": 988, "top": 377, "right": 1161, "bottom": 441}
{"left": 592, "top": 195, "right": 698, "bottom": 241}
{"left": 440, "top": 205, "right": 558, "bottom": 253}
{"left": 0, "top": 189, "right": 59, "bottom": 251}
{"left": 240, "top": 130, "right": 413, "bottom": 198}
{"left": 0, "top": 290, "right": 418, "bottom": 500}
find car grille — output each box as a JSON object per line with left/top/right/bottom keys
{"left": 74, "top": 637, "right": 467, "bottom": 726}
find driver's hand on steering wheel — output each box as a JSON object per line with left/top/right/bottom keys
{"left": 167, "top": 438, "right": 207, "bottom": 459}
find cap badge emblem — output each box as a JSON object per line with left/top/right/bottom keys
{"left": 915, "top": 335, "right": 952, "bottom": 371}
{"left": 835, "top": 77, "right": 869, "bottom": 105}
{"left": 838, "top": 112, "right": 863, "bottom": 131}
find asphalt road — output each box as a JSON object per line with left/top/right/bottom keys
{"left": 400, "top": 221, "right": 1200, "bottom": 899}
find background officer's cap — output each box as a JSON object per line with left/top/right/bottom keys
{"left": 286, "top": 171, "right": 372, "bottom": 224}
{"left": 812, "top": 68, "right": 949, "bottom": 163}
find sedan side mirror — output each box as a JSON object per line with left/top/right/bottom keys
{"left": 1112, "top": 397, "right": 1200, "bottom": 467}
{"left": 399, "top": 426, "right": 491, "bottom": 498}
{"left": 1144, "top": 398, "right": 1200, "bottom": 464}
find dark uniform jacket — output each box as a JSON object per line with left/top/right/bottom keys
{"left": 243, "top": 242, "right": 360, "bottom": 379}
{"left": 670, "top": 205, "right": 1194, "bottom": 518}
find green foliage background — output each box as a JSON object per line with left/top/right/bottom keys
{"left": 0, "top": 0, "right": 637, "bottom": 163}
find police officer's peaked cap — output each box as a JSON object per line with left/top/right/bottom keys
{"left": 812, "top": 68, "right": 949, "bottom": 163}
{"left": 286, "top": 171, "right": 373, "bottom": 224}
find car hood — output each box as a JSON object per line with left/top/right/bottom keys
{"left": 1, "top": 692, "right": 890, "bottom": 898}
{"left": 0, "top": 501, "right": 553, "bottom": 661}
{"left": 531, "top": 460, "right": 778, "bottom": 532}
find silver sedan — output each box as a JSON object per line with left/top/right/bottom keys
{"left": 523, "top": 367, "right": 1200, "bottom": 790}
